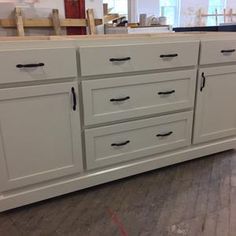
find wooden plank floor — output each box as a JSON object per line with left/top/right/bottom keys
{"left": 1, "top": 150, "right": 236, "bottom": 236}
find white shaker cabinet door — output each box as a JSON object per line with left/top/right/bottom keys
{"left": 0, "top": 82, "right": 83, "bottom": 192}
{"left": 194, "top": 65, "right": 236, "bottom": 144}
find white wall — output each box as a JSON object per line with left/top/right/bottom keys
{"left": 0, "top": 0, "right": 104, "bottom": 36}
{"left": 135, "top": 0, "right": 236, "bottom": 27}
{"left": 180, "top": 0, "right": 209, "bottom": 27}
{"left": 136, "top": 0, "right": 158, "bottom": 17}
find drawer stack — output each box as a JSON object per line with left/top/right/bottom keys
{"left": 79, "top": 41, "right": 200, "bottom": 170}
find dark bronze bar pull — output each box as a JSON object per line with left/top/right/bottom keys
{"left": 158, "top": 90, "right": 176, "bottom": 95}
{"left": 221, "top": 49, "right": 236, "bottom": 53}
{"left": 71, "top": 87, "right": 77, "bottom": 111}
{"left": 160, "top": 54, "right": 178, "bottom": 58}
{"left": 111, "top": 140, "right": 130, "bottom": 147}
{"left": 200, "top": 72, "right": 206, "bottom": 92}
{"left": 156, "top": 132, "right": 173, "bottom": 137}
{"left": 110, "top": 57, "right": 131, "bottom": 62}
{"left": 16, "top": 63, "right": 45, "bottom": 68}
{"left": 110, "top": 96, "right": 130, "bottom": 102}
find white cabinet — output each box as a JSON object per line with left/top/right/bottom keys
{"left": 0, "top": 82, "right": 83, "bottom": 191}
{"left": 194, "top": 65, "right": 236, "bottom": 144}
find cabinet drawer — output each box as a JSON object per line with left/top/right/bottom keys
{"left": 85, "top": 112, "right": 193, "bottom": 170}
{"left": 82, "top": 70, "right": 196, "bottom": 126}
{"left": 79, "top": 41, "right": 199, "bottom": 76}
{"left": 200, "top": 40, "right": 236, "bottom": 65}
{"left": 0, "top": 48, "right": 77, "bottom": 84}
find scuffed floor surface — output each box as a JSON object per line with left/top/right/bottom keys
{"left": 1, "top": 150, "right": 236, "bottom": 236}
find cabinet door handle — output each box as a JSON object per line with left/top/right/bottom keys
{"left": 158, "top": 90, "right": 176, "bottom": 95}
{"left": 221, "top": 49, "right": 235, "bottom": 53}
{"left": 111, "top": 140, "right": 130, "bottom": 147}
{"left": 160, "top": 54, "right": 178, "bottom": 58}
{"left": 16, "top": 63, "right": 45, "bottom": 68}
{"left": 71, "top": 87, "right": 77, "bottom": 111}
{"left": 156, "top": 131, "right": 173, "bottom": 137}
{"left": 110, "top": 57, "right": 131, "bottom": 62}
{"left": 200, "top": 72, "right": 206, "bottom": 92}
{"left": 110, "top": 96, "right": 130, "bottom": 102}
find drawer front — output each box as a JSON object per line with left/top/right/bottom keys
{"left": 82, "top": 70, "right": 196, "bottom": 126}
{"left": 200, "top": 40, "right": 236, "bottom": 65}
{"left": 0, "top": 48, "right": 77, "bottom": 84}
{"left": 79, "top": 41, "right": 199, "bottom": 76}
{"left": 85, "top": 112, "right": 193, "bottom": 170}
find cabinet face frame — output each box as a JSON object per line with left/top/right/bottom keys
{"left": 193, "top": 65, "right": 236, "bottom": 144}
{"left": 0, "top": 82, "right": 83, "bottom": 192}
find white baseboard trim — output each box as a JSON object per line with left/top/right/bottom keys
{"left": 1, "top": 137, "right": 236, "bottom": 212}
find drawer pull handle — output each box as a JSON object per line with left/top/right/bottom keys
{"left": 110, "top": 96, "right": 130, "bottom": 102}
{"left": 16, "top": 63, "right": 45, "bottom": 68}
{"left": 110, "top": 57, "right": 131, "bottom": 62}
{"left": 111, "top": 140, "right": 130, "bottom": 147}
{"left": 71, "top": 87, "right": 77, "bottom": 111}
{"left": 221, "top": 49, "right": 235, "bottom": 53}
{"left": 156, "top": 131, "right": 173, "bottom": 137}
{"left": 200, "top": 72, "right": 206, "bottom": 92}
{"left": 158, "top": 90, "right": 176, "bottom": 95}
{"left": 160, "top": 54, "right": 178, "bottom": 58}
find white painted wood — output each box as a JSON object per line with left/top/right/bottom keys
{"left": 200, "top": 39, "right": 236, "bottom": 65}
{"left": 0, "top": 82, "right": 83, "bottom": 191}
{"left": 194, "top": 65, "right": 236, "bottom": 144}
{"left": 82, "top": 70, "right": 196, "bottom": 126}
{"left": 85, "top": 112, "right": 193, "bottom": 169}
{"left": 2, "top": 35, "right": 236, "bottom": 212}
{"left": 79, "top": 41, "right": 199, "bottom": 76}
{"left": 0, "top": 48, "right": 77, "bottom": 84}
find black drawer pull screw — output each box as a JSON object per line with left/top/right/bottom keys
{"left": 221, "top": 49, "right": 236, "bottom": 53}
{"left": 110, "top": 96, "right": 130, "bottom": 102}
{"left": 156, "top": 131, "right": 173, "bottom": 137}
{"left": 158, "top": 90, "right": 176, "bottom": 95}
{"left": 71, "top": 87, "right": 77, "bottom": 111}
{"left": 111, "top": 140, "right": 130, "bottom": 147}
{"left": 200, "top": 72, "right": 206, "bottom": 92}
{"left": 160, "top": 54, "right": 178, "bottom": 58}
{"left": 110, "top": 57, "right": 131, "bottom": 62}
{"left": 16, "top": 63, "right": 45, "bottom": 68}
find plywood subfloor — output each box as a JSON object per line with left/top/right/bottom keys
{"left": 1, "top": 150, "right": 236, "bottom": 236}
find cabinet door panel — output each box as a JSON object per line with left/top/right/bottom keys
{"left": 194, "top": 66, "right": 236, "bottom": 144}
{"left": 0, "top": 82, "right": 83, "bottom": 191}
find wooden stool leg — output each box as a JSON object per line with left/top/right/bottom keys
{"left": 87, "top": 9, "right": 96, "bottom": 35}
{"left": 15, "top": 7, "right": 25, "bottom": 36}
{"left": 52, "top": 9, "right": 61, "bottom": 35}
